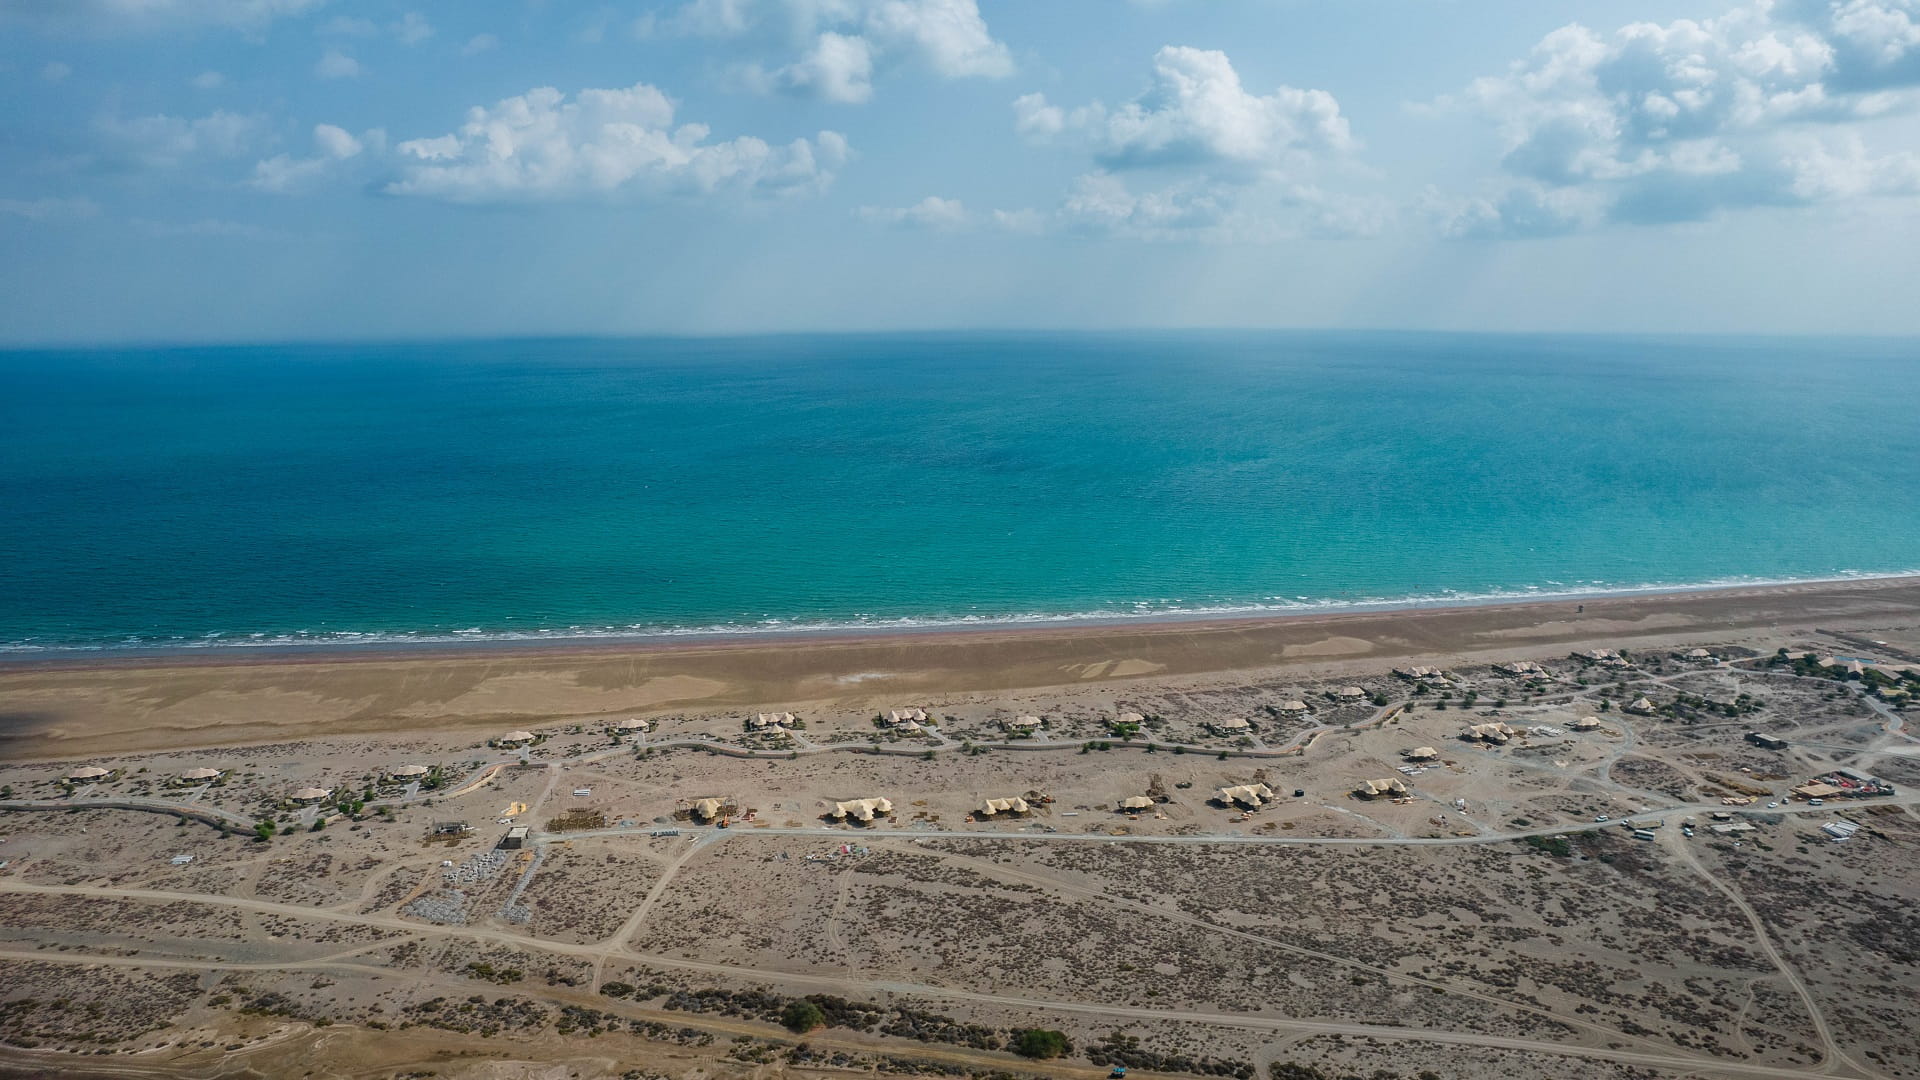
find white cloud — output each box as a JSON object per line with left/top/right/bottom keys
{"left": 765, "top": 31, "right": 875, "bottom": 103}
{"left": 250, "top": 123, "right": 375, "bottom": 192}
{"left": 41, "top": 60, "right": 71, "bottom": 81}
{"left": 1444, "top": 1, "right": 1920, "bottom": 235}
{"left": 93, "top": 108, "right": 262, "bottom": 168}
{"left": 663, "top": 0, "right": 1010, "bottom": 103}
{"left": 462, "top": 33, "right": 498, "bottom": 56}
{"left": 0, "top": 195, "right": 99, "bottom": 221}
{"left": 385, "top": 83, "right": 849, "bottom": 204}
{"left": 858, "top": 194, "right": 968, "bottom": 228}
{"left": 1012, "top": 46, "right": 1369, "bottom": 241}
{"left": 315, "top": 49, "right": 360, "bottom": 79}
{"left": 1017, "top": 46, "right": 1354, "bottom": 174}
{"left": 190, "top": 69, "right": 224, "bottom": 88}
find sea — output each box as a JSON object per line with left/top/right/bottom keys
{"left": 2, "top": 331, "right": 1918, "bottom": 655}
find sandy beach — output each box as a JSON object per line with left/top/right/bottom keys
{"left": 4, "top": 576, "right": 1917, "bottom": 761}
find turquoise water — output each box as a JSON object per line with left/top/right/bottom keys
{"left": 2, "top": 331, "right": 1918, "bottom": 652}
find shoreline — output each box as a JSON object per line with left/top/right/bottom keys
{"left": 4, "top": 570, "right": 1918, "bottom": 670}
{"left": 3, "top": 575, "right": 1920, "bottom": 761}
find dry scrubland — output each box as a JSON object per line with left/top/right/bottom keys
{"left": 1, "top": 583, "right": 1919, "bottom": 1079}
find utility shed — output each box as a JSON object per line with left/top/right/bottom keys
{"left": 499, "top": 826, "right": 530, "bottom": 849}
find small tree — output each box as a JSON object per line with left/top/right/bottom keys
{"left": 1013, "top": 1029, "right": 1071, "bottom": 1059}
{"left": 781, "top": 999, "right": 826, "bottom": 1034}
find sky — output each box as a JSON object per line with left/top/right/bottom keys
{"left": 2, "top": 0, "right": 1919, "bottom": 344}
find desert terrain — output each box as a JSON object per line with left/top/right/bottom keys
{"left": 1, "top": 580, "right": 1918, "bottom": 1080}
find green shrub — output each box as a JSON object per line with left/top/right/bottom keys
{"left": 1013, "top": 1028, "right": 1070, "bottom": 1059}
{"left": 781, "top": 1000, "right": 826, "bottom": 1034}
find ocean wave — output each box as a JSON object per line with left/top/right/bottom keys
{"left": 3, "top": 568, "right": 1917, "bottom": 658}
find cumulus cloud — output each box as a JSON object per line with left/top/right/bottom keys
{"left": 385, "top": 82, "right": 849, "bottom": 204}
{"left": 1011, "top": 46, "right": 1371, "bottom": 240}
{"left": 1018, "top": 46, "right": 1353, "bottom": 173}
{"left": 1442, "top": 0, "right": 1920, "bottom": 235}
{"left": 315, "top": 49, "right": 360, "bottom": 79}
{"left": 250, "top": 122, "right": 375, "bottom": 192}
{"left": 665, "top": 0, "right": 1011, "bottom": 103}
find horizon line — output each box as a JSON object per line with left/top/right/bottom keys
{"left": 7, "top": 325, "right": 1920, "bottom": 353}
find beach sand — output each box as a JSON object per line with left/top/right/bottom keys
{"left": 3, "top": 576, "right": 1917, "bottom": 761}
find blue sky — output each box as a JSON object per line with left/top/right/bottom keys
{"left": 3, "top": 0, "right": 1919, "bottom": 343}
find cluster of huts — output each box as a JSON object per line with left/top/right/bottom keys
{"left": 747, "top": 712, "right": 798, "bottom": 733}
{"left": 1214, "top": 783, "right": 1275, "bottom": 809}
{"left": 829, "top": 797, "right": 893, "bottom": 823}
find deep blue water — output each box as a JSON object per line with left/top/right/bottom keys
{"left": 2, "top": 331, "right": 1917, "bottom": 652}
